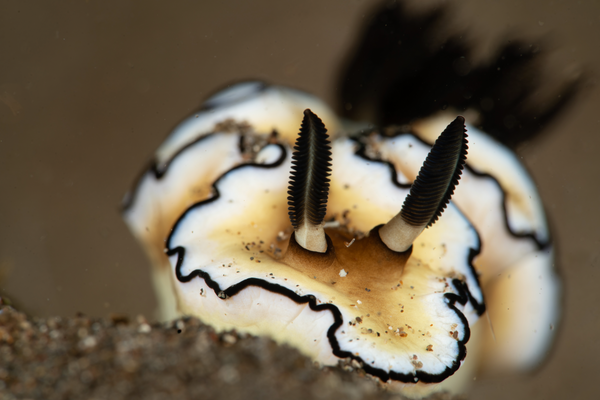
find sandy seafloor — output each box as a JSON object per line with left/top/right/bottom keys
{"left": 1, "top": 303, "right": 459, "bottom": 400}
{"left": 1, "top": 1, "right": 599, "bottom": 399}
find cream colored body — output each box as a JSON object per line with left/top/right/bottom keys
{"left": 123, "top": 83, "right": 560, "bottom": 397}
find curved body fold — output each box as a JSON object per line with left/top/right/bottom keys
{"left": 123, "top": 82, "right": 560, "bottom": 397}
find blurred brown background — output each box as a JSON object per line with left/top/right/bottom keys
{"left": 0, "top": 0, "right": 598, "bottom": 398}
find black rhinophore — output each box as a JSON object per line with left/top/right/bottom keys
{"left": 400, "top": 116, "right": 468, "bottom": 228}
{"left": 287, "top": 109, "right": 333, "bottom": 229}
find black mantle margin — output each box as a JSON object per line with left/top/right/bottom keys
{"left": 165, "top": 142, "right": 486, "bottom": 385}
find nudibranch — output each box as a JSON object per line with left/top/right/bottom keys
{"left": 123, "top": 81, "right": 561, "bottom": 397}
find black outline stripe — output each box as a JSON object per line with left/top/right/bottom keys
{"left": 465, "top": 165, "right": 549, "bottom": 251}
{"left": 121, "top": 79, "right": 273, "bottom": 213}
{"left": 169, "top": 241, "right": 477, "bottom": 383}
{"left": 165, "top": 139, "right": 486, "bottom": 384}
{"left": 119, "top": 89, "right": 552, "bottom": 384}
{"left": 121, "top": 132, "right": 227, "bottom": 212}
{"left": 354, "top": 139, "right": 412, "bottom": 189}
{"left": 399, "top": 116, "right": 468, "bottom": 228}
{"left": 352, "top": 135, "right": 486, "bottom": 315}
{"left": 166, "top": 143, "right": 288, "bottom": 245}
{"left": 374, "top": 128, "right": 550, "bottom": 250}
{"left": 121, "top": 80, "right": 314, "bottom": 213}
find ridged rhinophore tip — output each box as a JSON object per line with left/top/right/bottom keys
{"left": 287, "top": 109, "right": 332, "bottom": 253}
{"left": 401, "top": 116, "right": 468, "bottom": 227}
{"left": 380, "top": 116, "right": 468, "bottom": 252}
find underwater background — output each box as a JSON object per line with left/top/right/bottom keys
{"left": 1, "top": 1, "right": 598, "bottom": 398}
